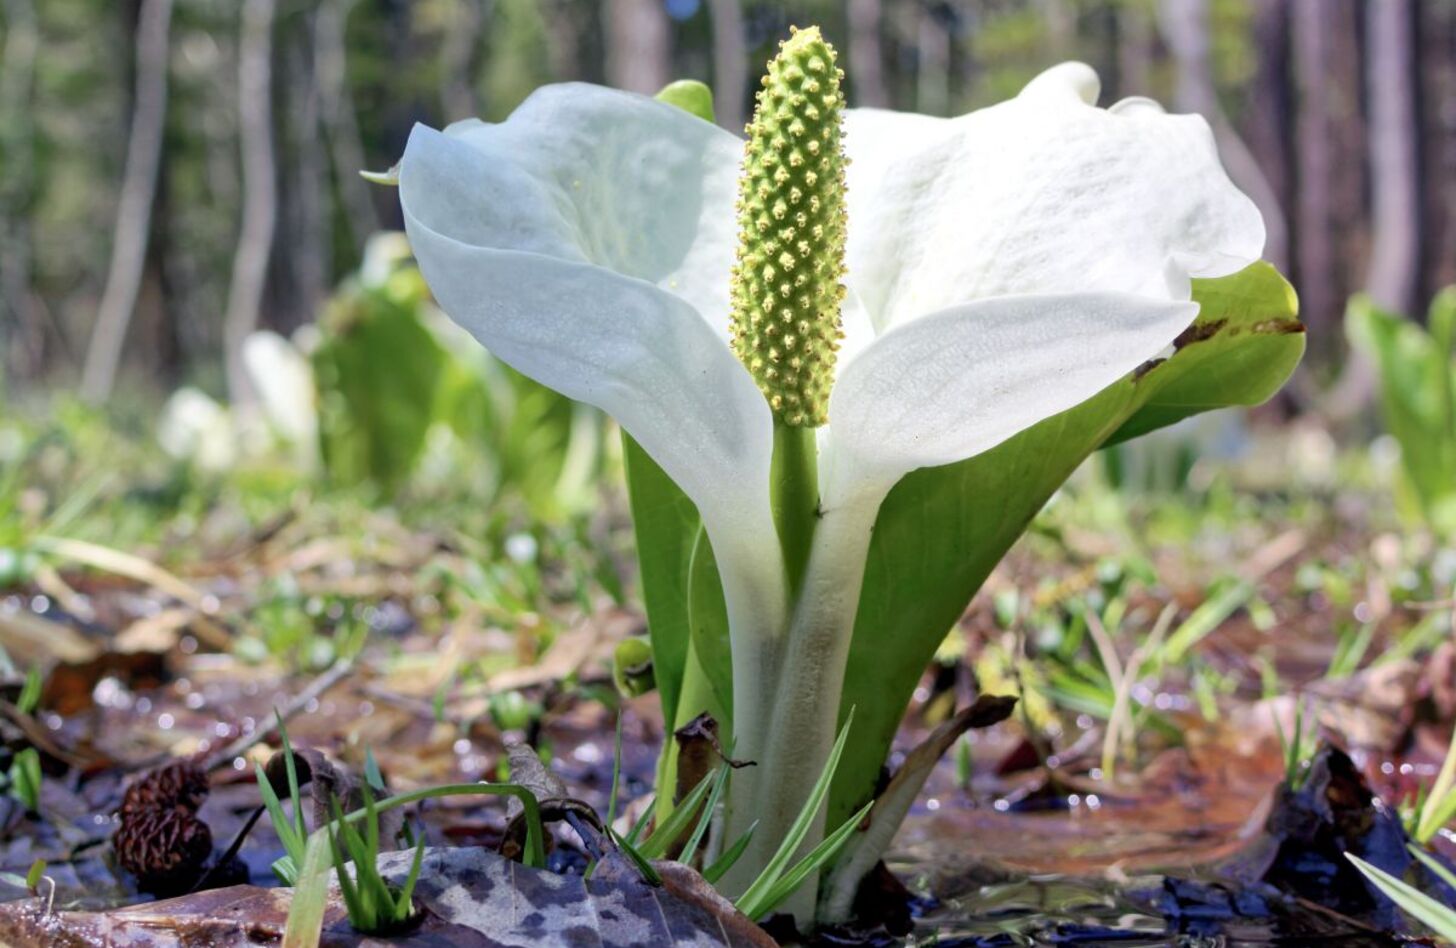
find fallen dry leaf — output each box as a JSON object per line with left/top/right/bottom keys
{"left": 0, "top": 846, "right": 776, "bottom": 947}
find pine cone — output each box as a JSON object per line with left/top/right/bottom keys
{"left": 113, "top": 759, "right": 213, "bottom": 894}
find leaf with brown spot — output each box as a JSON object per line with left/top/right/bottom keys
{"left": 0, "top": 847, "right": 777, "bottom": 947}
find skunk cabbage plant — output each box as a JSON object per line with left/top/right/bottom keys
{"left": 391, "top": 27, "right": 1303, "bottom": 925}
{"left": 1347, "top": 290, "right": 1456, "bottom": 534}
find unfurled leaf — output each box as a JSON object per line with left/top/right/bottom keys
{"left": 827, "top": 263, "right": 1303, "bottom": 829}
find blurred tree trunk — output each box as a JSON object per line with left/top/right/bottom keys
{"left": 915, "top": 5, "right": 949, "bottom": 116}
{"left": 708, "top": 0, "right": 746, "bottom": 130}
{"left": 847, "top": 0, "right": 888, "bottom": 107}
{"left": 286, "top": 30, "right": 328, "bottom": 329}
{"left": 1364, "top": 0, "right": 1422, "bottom": 316}
{"left": 1114, "top": 0, "right": 1154, "bottom": 97}
{"left": 1425, "top": 0, "right": 1456, "bottom": 291}
{"left": 1038, "top": 0, "right": 1075, "bottom": 58}
{"left": 1159, "top": 0, "right": 1289, "bottom": 272}
{"left": 316, "top": 0, "right": 377, "bottom": 254}
{"left": 224, "top": 0, "right": 277, "bottom": 405}
{"left": 1291, "top": 0, "right": 1338, "bottom": 343}
{"left": 440, "top": 0, "right": 485, "bottom": 120}
{"left": 605, "top": 0, "right": 670, "bottom": 94}
{"left": 0, "top": 0, "right": 41, "bottom": 383}
{"left": 1245, "top": 1, "right": 1295, "bottom": 275}
{"left": 80, "top": 0, "right": 175, "bottom": 402}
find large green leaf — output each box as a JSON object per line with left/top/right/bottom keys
{"left": 622, "top": 435, "right": 701, "bottom": 732}
{"left": 1346, "top": 292, "right": 1456, "bottom": 527}
{"left": 686, "top": 527, "right": 733, "bottom": 720}
{"left": 314, "top": 289, "right": 449, "bottom": 492}
{"left": 827, "top": 262, "right": 1304, "bottom": 828}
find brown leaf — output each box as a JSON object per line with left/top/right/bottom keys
{"left": 0, "top": 847, "right": 777, "bottom": 947}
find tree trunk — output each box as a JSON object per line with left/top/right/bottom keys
{"left": 79, "top": 0, "right": 175, "bottom": 402}
{"left": 915, "top": 5, "right": 949, "bottom": 116}
{"left": 1291, "top": 0, "right": 1338, "bottom": 340}
{"left": 1245, "top": 1, "right": 1295, "bottom": 275}
{"left": 1424, "top": 0, "right": 1456, "bottom": 291}
{"left": 707, "top": 0, "right": 746, "bottom": 130}
{"left": 0, "top": 0, "right": 40, "bottom": 383}
{"left": 316, "top": 0, "right": 377, "bottom": 254}
{"left": 1364, "top": 0, "right": 1422, "bottom": 316}
{"left": 287, "top": 30, "right": 328, "bottom": 330}
{"left": 846, "top": 0, "right": 889, "bottom": 108}
{"left": 440, "top": 0, "right": 485, "bottom": 120}
{"left": 1159, "top": 0, "right": 1289, "bottom": 271}
{"left": 1115, "top": 0, "right": 1154, "bottom": 98}
{"left": 224, "top": 0, "right": 278, "bottom": 405}
{"left": 605, "top": 0, "right": 671, "bottom": 95}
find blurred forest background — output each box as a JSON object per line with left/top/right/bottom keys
{"left": 0, "top": 0, "right": 1447, "bottom": 407}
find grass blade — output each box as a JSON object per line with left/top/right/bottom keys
{"left": 396, "top": 835, "right": 428, "bottom": 920}
{"left": 743, "top": 800, "right": 873, "bottom": 919}
{"left": 734, "top": 710, "right": 855, "bottom": 917}
{"left": 637, "top": 771, "right": 716, "bottom": 860}
{"left": 1417, "top": 720, "right": 1456, "bottom": 842}
{"left": 1348, "top": 853, "right": 1456, "bottom": 941}
{"left": 704, "top": 821, "right": 757, "bottom": 885}
{"left": 679, "top": 759, "right": 732, "bottom": 867}
{"left": 282, "top": 831, "right": 333, "bottom": 948}
{"left": 606, "top": 711, "right": 624, "bottom": 829}
{"left": 623, "top": 794, "right": 656, "bottom": 848}
{"left": 609, "top": 827, "right": 663, "bottom": 886}
{"left": 1410, "top": 845, "right": 1456, "bottom": 892}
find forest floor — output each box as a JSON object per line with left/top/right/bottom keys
{"left": 0, "top": 403, "right": 1451, "bottom": 946}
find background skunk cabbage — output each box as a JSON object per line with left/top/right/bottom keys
{"left": 396, "top": 30, "right": 1301, "bottom": 925}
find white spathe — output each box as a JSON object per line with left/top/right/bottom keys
{"left": 396, "top": 63, "right": 1264, "bottom": 632}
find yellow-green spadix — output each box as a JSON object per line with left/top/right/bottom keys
{"left": 729, "top": 26, "right": 849, "bottom": 428}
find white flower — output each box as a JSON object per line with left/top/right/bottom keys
{"left": 396, "top": 62, "right": 1262, "bottom": 643}
{"left": 241, "top": 330, "right": 318, "bottom": 464}
{"left": 158, "top": 388, "right": 236, "bottom": 473}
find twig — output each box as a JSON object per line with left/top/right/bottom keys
{"left": 0, "top": 702, "right": 89, "bottom": 770}
{"left": 190, "top": 805, "right": 265, "bottom": 893}
{"left": 203, "top": 658, "right": 354, "bottom": 772}
{"left": 30, "top": 535, "right": 211, "bottom": 612}
{"left": 1097, "top": 603, "right": 1176, "bottom": 781}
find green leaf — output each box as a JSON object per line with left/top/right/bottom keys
{"left": 1410, "top": 845, "right": 1456, "bottom": 892}
{"left": 679, "top": 755, "right": 733, "bottom": 867}
{"left": 1109, "top": 264, "right": 1304, "bottom": 443}
{"left": 314, "top": 286, "right": 451, "bottom": 492}
{"left": 685, "top": 528, "right": 733, "bottom": 720}
{"left": 827, "top": 263, "right": 1304, "bottom": 829}
{"left": 621, "top": 434, "right": 700, "bottom": 736}
{"left": 1348, "top": 853, "right": 1456, "bottom": 941}
{"left": 282, "top": 831, "right": 333, "bottom": 948}
{"left": 748, "top": 799, "right": 872, "bottom": 920}
{"left": 637, "top": 769, "right": 716, "bottom": 860}
{"left": 23, "top": 859, "right": 45, "bottom": 891}
{"left": 396, "top": 834, "right": 428, "bottom": 920}
{"left": 16, "top": 667, "right": 40, "bottom": 716}
{"left": 703, "top": 821, "right": 757, "bottom": 885}
{"left": 735, "top": 710, "right": 855, "bottom": 918}
{"left": 609, "top": 827, "right": 664, "bottom": 886}
{"left": 7, "top": 748, "right": 40, "bottom": 812}
{"left": 654, "top": 80, "right": 716, "bottom": 124}
{"left": 1346, "top": 292, "right": 1456, "bottom": 528}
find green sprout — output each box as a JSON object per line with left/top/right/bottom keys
{"left": 328, "top": 788, "right": 426, "bottom": 934}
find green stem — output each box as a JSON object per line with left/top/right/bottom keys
{"left": 734, "top": 478, "right": 888, "bottom": 922}
{"left": 771, "top": 423, "right": 819, "bottom": 596}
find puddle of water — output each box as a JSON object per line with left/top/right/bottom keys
{"left": 904, "top": 874, "right": 1403, "bottom": 946}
